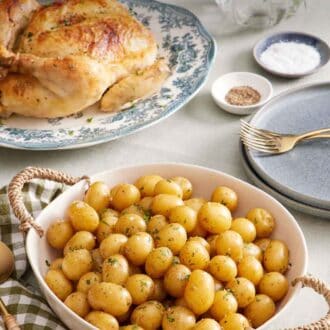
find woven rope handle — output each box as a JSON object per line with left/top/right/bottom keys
{"left": 8, "top": 167, "right": 89, "bottom": 237}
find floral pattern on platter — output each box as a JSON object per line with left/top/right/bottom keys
{"left": 0, "top": 0, "right": 216, "bottom": 150}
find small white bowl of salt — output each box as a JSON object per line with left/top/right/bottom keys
{"left": 254, "top": 32, "right": 330, "bottom": 78}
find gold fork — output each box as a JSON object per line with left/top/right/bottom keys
{"left": 240, "top": 120, "right": 330, "bottom": 154}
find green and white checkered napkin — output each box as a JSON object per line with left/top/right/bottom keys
{"left": 0, "top": 179, "right": 69, "bottom": 330}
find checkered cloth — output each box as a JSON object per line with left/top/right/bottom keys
{"left": 0, "top": 179, "right": 68, "bottom": 330}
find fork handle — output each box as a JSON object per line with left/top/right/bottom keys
{"left": 300, "top": 128, "right": 330, "bottom": 140}
{"left": 306, "top": 133, "right": 330, "bottom": 140}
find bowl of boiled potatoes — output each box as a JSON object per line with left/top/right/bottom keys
{"left": 26, "top": 163, "right": 307, "bottom": 330}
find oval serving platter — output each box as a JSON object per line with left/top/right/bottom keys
{"left": 0, "top": 0, "right": 216, "bottom": 150}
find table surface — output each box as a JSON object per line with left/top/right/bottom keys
{"left": 0, "top": 0, "right": 329, "bottom": 328}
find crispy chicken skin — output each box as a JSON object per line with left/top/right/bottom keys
{"left": 0, "top": 0, "right": 169, "bottom": 118}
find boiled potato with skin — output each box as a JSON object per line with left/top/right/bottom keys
{"left": 46, "top": 220, "right": 74, "bottom": 250}
{"left": 238, "top": 256, "right": 264, "bottom": 285}
{"left": 258, "top": 272, "right": 289, "bottom": 302}
{"left": 131, "top": 300, "right": 165, "bottom": 330}
{"left": 198, "top": 202, "right": 232, "bottom": 234}
{"left": 189, "top": 221, "right": 208, "bottom": 238}
{"left": 88, "top": 282, "right": 132, "bottom": 316}
{"left": 68, "top": 201, "right": 99, "bottom": 232}
{"left": 154, "top": 179, "right": 183, "bottom": 198}
{"left": 121, "top": 204, "right": 146, "bottom": 218}
{"left": 155, "top": 223, "right": 187, "bottom": 255}
{"left": 188, "top": 236, "right": 210, "bottom": 254}
{"left": 115, "top": 213, "right": 147, "bottom": 236}
{"left": 120, "top": 326, "right": 143, "bottom": 330}
{"left": 135, "top": 174, "right": 163, "bottom": 197}
{"left": 77, "top": 272, "right": 102, "bottom": 294}
{"left": 45, "top": 269, "right": 73, "bottom": 301}
{"left": 226, "top": 277, "right": 255, "bottom": 308}
{"left": 231, "top": 218, "right": 256, "bottom": 243}
{"left": 210, "top": 289, "right": 238, "bottom": 321}
{"left": 184, "top": 270, "right": 215, "bottom": 315}
{"left": 149, "top": 278, "right": 167, "bottom": 301}
{"left": 164, "top": 264, "right": 191, "bottom": 298}
{"left": 85, "top": 311, "right": 119, "bottom": 330}
{"left": 124, "top": 232, "right": 154, "bottom": 266}
{"left": 49, "top": 258, "right": 63, "bottom": 270}
{"left": 208, "top": 255, "right": 237, "bottom": 282}
{"left": 220, "top": 313, "right": 250, "bottom": 330}
{"left": 64, "top": 291, "right": 90, "bottom": 317}
{"left": 147, "top": 215, "right": 168, "bottom": 238}
{"left": 179, "top": 240, "right": 210, "bottom": 270}
{"left": 171, "top": 177, "right": 193, "bottom": 200}
{"left": 246, "top": 208, "right": 275, "bottom": 238}
{"left": 244, "top": 294, "right": 276, "bottom": 327}
{"left": 96, "top": 209, "right": 118, "bottom": 243}
{"left": 91, "top": 248, "right": 104, "bottom": 273}
{"left": 62, "top": 249, "right": 93, "bottom": 281}
{"left": 255, "top": 238, "right": 271, "bottom": 252}
{"left": 125, "top": 274, "right": 154, "bottom": 304}
{"left": 206, "top": 235, "right": 219, "bottom": 257}
{"left": 151, "top": 194, "right": 184, "bottom": 217}
{"left": 137, "top": 196, "right": 154, "bottom": 211}
{"left": 84, "top": 181, "right": 110, "bottom": 213}
{"left": 99, "top": 233, "right": 128, "bottom": 259}
{"left": 263, "top": 240, "right": 289, "bottom": 273}
{"left": 243, "top": 243, "right": 263, "bottom": 262}
{"left": 192, "top": 318, "right": 221, "bottom": 330}
{"left": 128, "top": 264, "right": 143, "bottom": 276}
{"left": 211, "top": 186, "right": 238, "bottom": 212}
{"left": 216, "top": 230, "right": 244, "bottom": 262}
{"left": 184, "top": 198, "right": 206, "bottom": 212}
{"left": 102, "top": 254, "right": 129, "bottom": 285}
{"left": 162, "top": 306, "right": 196, "bottom": 330}
{"left": 145, "top": 247, "right": 173, "bottom": 278}
{"left": 169, "top": 205, "right": 197, "bottom": 233}
{"left": 63, "top": 231, "right": 96, "bottom": 256}
{"left": 110, "top": 184, "right": 141, "bottom": 211}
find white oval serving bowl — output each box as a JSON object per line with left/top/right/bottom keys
{"left": 26, "top": 163, "right": 307, "bottom": 330}
{"left": 212, "top": 72, "right": 273, "bottom": 115}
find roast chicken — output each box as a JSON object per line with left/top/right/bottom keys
{"left": 0, "top": 0, "right": 170, "bottom": 118}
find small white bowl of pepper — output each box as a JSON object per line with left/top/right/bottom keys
{"left": 211, "top": 72, "right": 273, "bottom": 115}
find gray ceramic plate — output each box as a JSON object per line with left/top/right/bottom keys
{"left": 240, "top": 142, "right": 330, "bottom": 219}
{"left": 245, "top": 82, "right": 330, "bottom": 210}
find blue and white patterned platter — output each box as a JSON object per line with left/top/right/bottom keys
{"left": 0, "top": 0, "right": 216, "bottom": 150}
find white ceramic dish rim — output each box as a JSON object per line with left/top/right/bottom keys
{"left": 25, "top": 163, "right": 308, "bottom": 330}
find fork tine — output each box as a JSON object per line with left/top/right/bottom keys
{"left": 240, "top": 121, "right": 280, "bottom": 138}
{"left": 240, "top": 137, "right": 278, "bottom": 149}
{"left": 240, "top": 124, "right": 275, "bottom": 140}
{"left": 240, "top": 132, "right": 278, "bottom": 145}
{"left": 242, "top": 141, "right": 279, "bottom": 153}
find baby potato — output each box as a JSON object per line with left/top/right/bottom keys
{"left": 85, "top": 311, "right": 119, "bottom": 330}
{"left": 131, "top": 300, "right": 165, "bottom": 330}
{"left": 125, "top": 274, "right": 154, "bottom": 304}
{"left": 263, "top": 240, "right": 289, "bottom": 273}
{"left": 64, "top": 291, "right": 90, "bottom": 317}
{"left": 169, "top": 205, "right": 197, "bottom": 233}
{"left": 220, "top": 313, "right": 250, "bottom": 330}
{"left": 171, "top": 177, "right": 193, "bottom": 200}
{"left": 209, "top": 289, "right": 238, "bottom": 321}
{"left": 238, "top": 256, "right": 264, "bottom": 285}
{"left": 115, "top": 213, "right": 147, "bottom": 236}
{"left": 99, "top": 233, "right": 128, "bottom": 259}
{"left": 128, "top": 264, "right": 143, "bottom": 276}
{"left": 147, "top": 215, "right": 168, "bottom": 238}
{"left": 45, "top": 269, "right": 73, "bottom": 301}
{"left": 189, "top": 221, "right": 208, "bottom": 238}
{"left": 124, "top": 232, "right": 154, "bottom": 266}
{"left": 62, "top": 249, "right": 93, "bottom": 281}
{"left": 184, "top": 198, "right": 206, "bottom": 212}
{"left": 120, "top": 326, "right": 143, "bottom": 330}
{"left": 255, "top": 238, "right": 271, "bottom": 252}
{"left": 162, "top": 306, "right": 196, "bottom": 330}
{"left": 184, "top": 270, "right": 215, "bottom": 315}
{"left": 258, "top": 272, "right": 289, "bottom": 302}
{"left": 231, "top": 218, "right": 256, "bottom": 243}
{"left": 188, "top": 236, "right": 210, "bottom": 254}
{"left": 145, "top": 247, "right": 173, "bottom": 278}
{"left": 102, "top": 254, "right": 129, "bottom": 285}
{"left": 244, "top": 294, "right": 276, "bottom": 327}
{"left": 88, "top": 282, "right": 132, "bottom": 316}
{"left": 246, "top": 208, "right": 275, "bottom": 238}
{"left": 110, "top": 183, "right": 141, "bottom": 211}
{"left": 206, "top": 235, "right": 219, "bottom": 257}
{"left": 46, "top": 220, "right": 74, "bottom": 250}
{"left": 64, "top": 231, "right": 96, "bottom": 256}
{"left": 192, "top": 318, "right": 221, "bottom": 330}
{"left": 49, "top": 258, "right": 63, "bottom": 271}
{"left": 77, "top": 272, "right": 102, "bottom": 294}
{"left": 226, "top": 277, "right": 255, "bottom": 308}
{"left": 179, "top": 240, "right": 210, "bottom": 270}
{"left": 96, "top": 209, "right": 118, "bottom": 243}
{"left": 164, "top": 264, "right": 191, "bottom": 298}
{"left": 243, "top": 243, "right": 263, "bottom": 262}
{"left": 215, "top": 230, "right": 244, "bottom": 262}
{"left": 211, "top": 186, "right": 238, "bottom": 212}
{"left": 151, "top": 194, "right": 184, "bottom": 217}
{"left": 208, "top": 255, "right": 237, "bottom": 282}
{"left": 137, "top": 196, "right": 154, "bottom": 211}
{"left": 154, "top": 179, "right": 183, "bottom": 198}
{"left": 84, "top": 181, "right": 110, "bottom": 213}
{"left": 155, "top": 223, "right": 187, "bottom": 255}
{"left": 198, "top": 202, "right": 232, "bottom": 234}
{"left": 149, "top": 279, "right": 167, "bottom": 302}
{"left": 68, "top": 201, "right": 100, "bottom": 232}
{"left": 121, "top": 204, "right": 145, "bottom": 218}
{"left": 135, "top": 174, "right": 163, "bottom": 197}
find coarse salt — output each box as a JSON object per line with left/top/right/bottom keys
{"left": 260, "top": 41, "right": 321, "bottom": 74}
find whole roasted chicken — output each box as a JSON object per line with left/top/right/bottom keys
{"left": 0, "top": 0, "right": 169, "bottom": 118}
